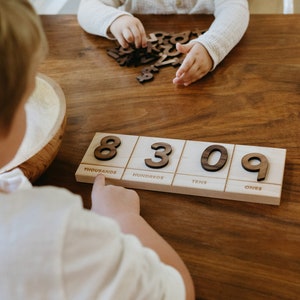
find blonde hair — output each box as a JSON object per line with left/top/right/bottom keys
{"left": 0, "top": 0, "right": 48, "bottom": 133}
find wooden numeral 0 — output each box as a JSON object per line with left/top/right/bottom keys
{"left": 201, "top": 145, "right": 228, "bottom": 171}
{"left": 94, "top": 135, "right": 121, "bottom": 161}
{"left": 241, "top": 152, "right": 268, "bottom": 181}
{"left": 145, "top": 142, "right": 172, "bottom": 169}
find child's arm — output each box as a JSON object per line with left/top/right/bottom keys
{"left": 173, "top": 0, "right": 249, "bottom": 85}
{"left": 78, "top": 0, "right": 147, "bottom": 48}
{"left": 77, "top": 0, "right": 132, "bottom": 38}
{"left": 91, "top": 174, "right": 195, "bottom": 300}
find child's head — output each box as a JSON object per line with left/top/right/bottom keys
{"left": 0, "top": 0, "right": 48, "bottom": 166}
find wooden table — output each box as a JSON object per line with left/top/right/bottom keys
{"left": 37, "top": 15, "right": 300, "bottom": 299}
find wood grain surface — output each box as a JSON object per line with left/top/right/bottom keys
{"left": 36, "top": 15, "right": 300, "bottom": 299}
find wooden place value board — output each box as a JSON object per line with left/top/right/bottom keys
{"left": 75, "top": 133, "right": 286, "bottom": 205}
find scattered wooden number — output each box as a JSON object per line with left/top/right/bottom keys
{"left": 106, "top": 29, "right": 206, "bottom": 83}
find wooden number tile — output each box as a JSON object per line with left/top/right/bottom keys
{"left": 225, "top": 145, "right": 286, "bottom": 205}
{"left": 75, "top": 133, "right": 138, "bottom": 183}
{"left": 172, "top": 141, "right": 235, "bottom": 197}
{"left": 121, "top": 136, "right": 185, "bottom": 192}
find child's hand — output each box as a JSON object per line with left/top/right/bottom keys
{"left": 109, "top": 15, "right": 147, "bottom": 49}
{"left": 91, "top": 174, "right": 140, "bottom": 217}
{"left": 173, "top": 42, "right": 213, "bottom": 86}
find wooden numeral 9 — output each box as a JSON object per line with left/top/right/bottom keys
{"left": 242, "top": 153, "right": 268, "bottom": 181}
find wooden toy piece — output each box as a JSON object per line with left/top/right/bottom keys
{"left": 116, "top": 56, "right": 128, "bottom": 66}
{"left": 225, "top": 145, "right": 286, "bottom": 204}
{"left": 136, "top": 72, "right": 154, "bottom": 83}
{"left": 141, "top": 65, "right": 159, "bottom": 74}
{"left": 118, "top": 46, "right": 135, "bottom": 55}
{"left": 120, "top": 135, "right": 186, "bottom": 190}
{"left": 149, "top": 43, "right": 161, "bottom": 54}
{"left": 106, "top": 48, "right": 119, "bottom": 59}
{"left": 147, "top": 33, "right": 158, "bottom": 43}
{"left": 173, "top": 140, "right": 235, "bottom": 196}
{"left": 169, "top": 31, "right": 191, "bottom": 45}
{"left": 154, "top": 53, "right": 180, "bottom": 67}
{"left": 140, "top": 54, "right": 159, "bottom": 65}
{"left": 201, "top": 144, "right": 228, "bottom": 171}
{"left": 241, "top": 152, "right": 268, "bottom": 181}
{"left": 94, "top": 135, "right": 121, "bottom": 161}
{"left": 75, "top": 132, "right": 139, "bottom": 182}
{"left": 75, "top": 133, "right": 287, "bottom": 205}
{"left": 160, "top": 44, "right": 181, "bottom": 57}
{"left": 150, "top": 31, "right": 170, "bottom": 44}
{"left": 144, "top": 142, "right": 173, "bottom": 169}
{"left": 136, "top": 65, "right": 159, "bottom": 83}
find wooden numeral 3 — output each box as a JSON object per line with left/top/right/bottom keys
{"left": 145, "top": 142, "right": 172, "bottom": 169}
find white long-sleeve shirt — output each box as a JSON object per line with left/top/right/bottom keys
{"left": 77, "top": 0, "right": 249, "bottom": 68}
{"left": 0, "top": 175, "right": 185, "bottom": 299}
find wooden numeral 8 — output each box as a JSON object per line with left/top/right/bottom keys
{"left": 94, "top": 135, "right": 121, "bottom": 161}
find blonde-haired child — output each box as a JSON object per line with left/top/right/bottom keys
{"left": 0, "top": 1, "right": 194, "bottom": 299}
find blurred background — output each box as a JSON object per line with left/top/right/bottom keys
{"left": 30, "top": 0, "right": 299, "bottom": 14}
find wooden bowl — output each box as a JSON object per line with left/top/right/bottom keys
{"left": 0, "top": 73, "right": 66, "bottom": 182}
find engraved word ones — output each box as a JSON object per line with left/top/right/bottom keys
{"left": 94, "top": 136, "right": 269, "bottom": 182}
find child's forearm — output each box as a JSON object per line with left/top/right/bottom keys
{"left": 77, "top": 0, "right": 131, "bottom": 37}
{"left": 114, "top": 213, "right": 195, "bottom": 300}
{"left": 195, "top": 0, "right": 249, "bottom": 69}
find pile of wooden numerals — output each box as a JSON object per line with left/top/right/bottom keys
{"left": 106, "top": 29, "right": 206, "bottom": 83}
